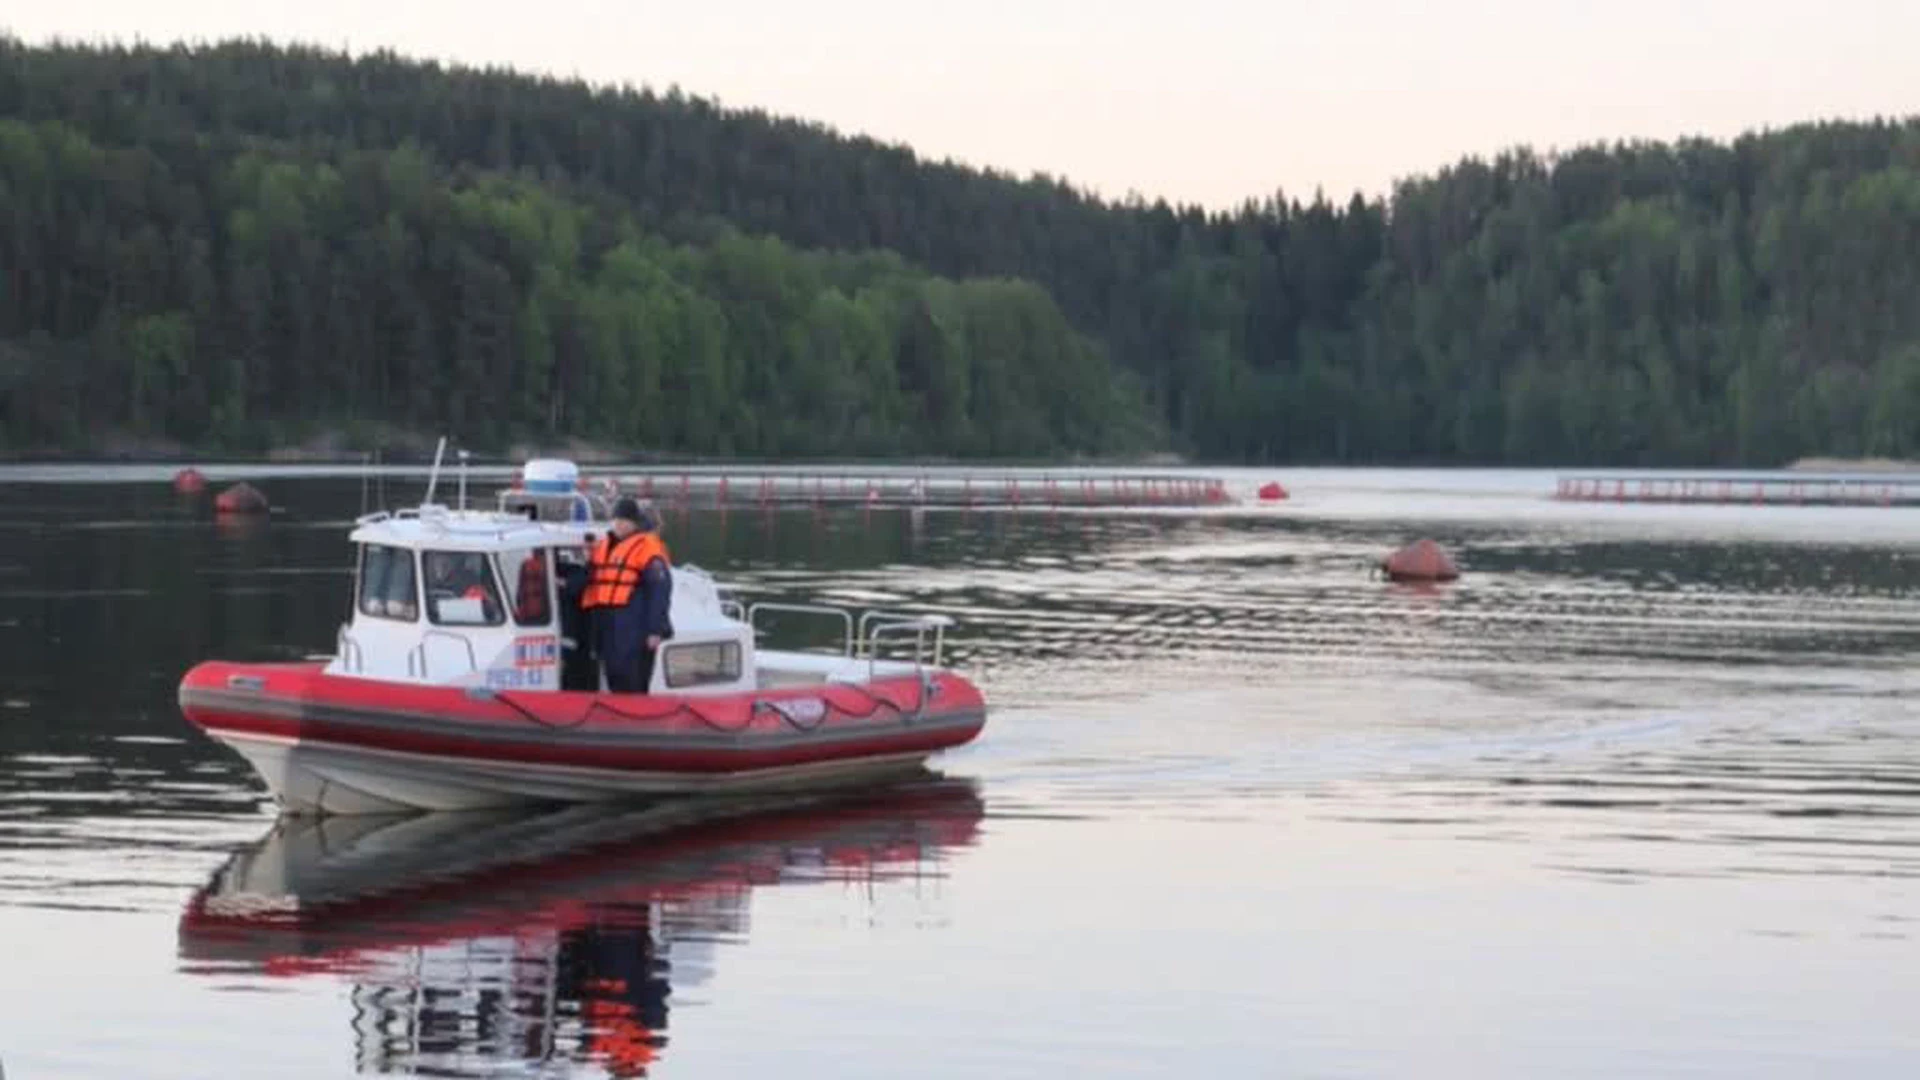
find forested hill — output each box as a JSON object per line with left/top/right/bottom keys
{"left": 4, "top": 38, "right": 1920, "bottom": 464}
{"left": 0, "top": 38, "right": 1155, "bottom": 458}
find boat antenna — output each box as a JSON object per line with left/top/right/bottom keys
{"left": 457, "top": 448, "right": 471, "bottom": 510}
{"left": 359, "top": 450, "right": 371, "bottom": 516}
{"left": 424, "top": 436, "right": 448, "bottom": 505}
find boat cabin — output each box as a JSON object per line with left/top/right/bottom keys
{"left": 330, "top": 502, "right": 752, "bottom": 696}
{"left": 329, "top": 462, "right": 953, "bottom": 697}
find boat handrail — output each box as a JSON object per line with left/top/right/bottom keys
{"left": 408, "top": 630, "right": 477, "bottom": 680}
{"left": 856, "top": 610, "right": 954, "bottom": 658}
{"left": 373, "top": 506, "right": 432, "bottom": 524}
{"left": 863, "top": 618, "right": 951, "bottom": 677}
{"left": 745, "top": 602, "right": 856, "bottom": 656}
{"left": 335, "top": 627, "right": 364, "bottom": 674}
{"left": 496, "top": 488, "right": 602, "bottom": 523}
{"left": 356, "top": 505, "right": 586, "bottom": 550}
{"left": 443, "top": 518, "right": 569, "bottom": 544}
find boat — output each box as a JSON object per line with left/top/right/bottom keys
{"left": 176, "top": 777, "right": 983, "bottom": 1075}
{"left": 177, "top": 451, "right": 988, "bottom": 815}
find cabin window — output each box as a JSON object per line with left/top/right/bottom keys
{"left": 496, "top": 547, "right": 553, "bottom": 627}
{"left": 663, "top": 640, "right": 743, "bottom": 689}
{"left": 357, "top": 544, "right": 419, "bottom": 621}
{"left": 422, "top": 550, "right": 506, "bottom": 626}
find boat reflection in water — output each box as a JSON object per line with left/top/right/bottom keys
{"left": 178, "top": 774, "right": 984, "bottom": 1077}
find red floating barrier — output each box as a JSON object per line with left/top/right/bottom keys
{"left": 1257, "top": 481, "right": 1289, "bottom": 502}
{"left": 213, "top": 482, "right": 269, "bottom": 515}
{"left": 173, "top": 467, "right": 208, "bottom": 495}
{"left": 1380, "top": 538, "right": 1459, "bottom": 583}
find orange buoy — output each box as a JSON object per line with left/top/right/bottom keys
{"left": 1257, "top": 481, "right": 1289, "bottom": 502}
{"left": 1380, "top": 538, "right": 1458, "bottom": 583}
{"left": 173, "top": 467, "right": 208, "bottom": 495}
{"left": 213, "top": 482, "right": 270, "bottom": 515}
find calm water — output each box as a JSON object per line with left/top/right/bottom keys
{"left": 0, "top": 467, "right": 1916, "bottom": 1078}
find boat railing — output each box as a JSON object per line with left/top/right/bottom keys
{"left": 407, "top": 630, "right": 477, "bottom": 680}
{"left": 742, "top": 602, "right": 956, "bottom": 669}
{"left": 354, "top": 506, "right": 432, "bottom": 527}
{"left": 855, "top": 610, "right": 953, "bottom": 658}
{"left": 335, "top": 627, "right": 364, "bottom": 674}
{"left": 745, "top": 602, "right": 856, "bottom": 655}
{"left": 495, "top": 488, "right": 604, "bottom": 523}
{"left": 861, "top": 615, "right": 954, "bottom": 672}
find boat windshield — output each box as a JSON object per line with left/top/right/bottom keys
{"left": 422, "top": 550, "right": 505, "bottom": 626}
{"left": 357, "top": 544, "right": 419, "bottom": 622}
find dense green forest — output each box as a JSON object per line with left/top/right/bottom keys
{"left": 3, "top": 37, "right": 1920, "bottom": 464}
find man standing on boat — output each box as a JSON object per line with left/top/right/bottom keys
{"left": 580, "top": 498, "right": 673, "bottom": 692}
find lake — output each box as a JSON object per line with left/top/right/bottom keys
{"left": 0, "top": 465, "right": 1915, "bottom": 1078}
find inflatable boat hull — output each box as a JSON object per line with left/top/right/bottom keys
{"left": 179, "top": 661, "right": 986, "bottom": 814}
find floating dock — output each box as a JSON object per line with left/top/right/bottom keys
{"left": 1556, "top": 474, "right": 1920, "bottom": 507}
{"left": 582, "top": 468, "right": 1235, "bottom": 509}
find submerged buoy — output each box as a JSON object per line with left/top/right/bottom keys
{"left": 1380, "top": 538, "right": 1458, "bottom": 583}
{"left": 214, "top": 482, "right": 269, "bottom": 515}
{"left": 173, "top": 467, "right": 208, "bottom": 495}
{"left": 1257, "top": 481, "right": 1289, "bottom": 502}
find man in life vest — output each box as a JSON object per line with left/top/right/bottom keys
{"left": 580, "top": 497, "right": 673, "bottom": 692}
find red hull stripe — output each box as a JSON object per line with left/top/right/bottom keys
{"left": 178, "top": 662, "right": 986, "bottom": 774}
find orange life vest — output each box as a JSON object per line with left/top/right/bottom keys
{"left": 580, "top": 531, "right": 669, "bottom": 610}
{"left": 581, "top": 996, "right": 658, "bottom": 1076}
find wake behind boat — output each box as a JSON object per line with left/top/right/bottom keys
{"left": 177, "top": 453, "right": 988, "bottom": 814}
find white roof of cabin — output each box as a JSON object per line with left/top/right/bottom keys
{"left": 348, "top": 505, "right": 596, "bottom": 552}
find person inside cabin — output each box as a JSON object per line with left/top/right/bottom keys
{"left": 425, "top": 551, "right": 502, "bottom": 623}
{"left": 514, "top": 549, "right": 552, "bottom": 625}
{"left": 556, "top": 548, "right": 598, "bottom": 691}
{"left": 579, "top": 497, "right": 673, "bottom": 693}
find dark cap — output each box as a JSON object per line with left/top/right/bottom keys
{"left": 611, "top": 496, "right": 660, "bottom": 531}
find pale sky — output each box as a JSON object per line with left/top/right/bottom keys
{"left": 8, "top": 1, "right": 1920, "bottom": 209}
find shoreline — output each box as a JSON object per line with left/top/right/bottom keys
{"left": 0, "top": 430, "right": 1194, "bottom": 469}
{"left": 1785, "top": 457, "right": 1920, "bottom": 473}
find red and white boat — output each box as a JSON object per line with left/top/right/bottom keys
{"left": 177, "top": 456, "right": 988, "bottom": 815}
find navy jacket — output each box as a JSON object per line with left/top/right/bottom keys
{"left": 636, "top": 556, "right": 673, "bottom": 640}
